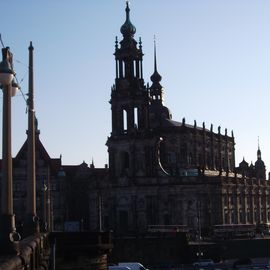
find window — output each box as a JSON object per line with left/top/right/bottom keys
{"left": 180, "top": 145, "right": 187, "bottom": 163}
{"left": 188, "top": 153, "right": 193, "bottom": 165}
{"left": 134, "top": 107, "right": 138, "bottom": 128}
{"left": 122, "top": 61, "right": 125, "bottom": 77}
{"left": 122, "top": 152, "right": 129, "bottom": 170}
{"left": 119, "top": 210, "right": 128, "bottom": 232}
{"left": 123, "top": 109, "right": 127, "bottom": 132}
{"left": 147, "top": 196, "right": 158, "bottom": 225}
{"left": 164, "top": 214, "right": 170, "bottom": 225}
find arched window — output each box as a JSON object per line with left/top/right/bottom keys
{"left": 122, "top": 61, "right": 125, "bottom": 78}
{"left": 119, "top": 60, "right": 123, "bottom": 78}
{"left": 123, "top": 109, "right": 127, "bottom": 132}
{"left": 122, "top": 151, "right": 129, "bottom": 170}
{"left": 180, "top": 144, "right": 187, "bottom": 163}
{"left": 188, "top": 153, "right": 193, "bottom": 165}
{"left": 134, "top": 107, "right": 138, "bottom": 129}
{"left": 135, "top": 60, "right": 140, "bottom": 78}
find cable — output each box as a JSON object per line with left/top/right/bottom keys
{"left": 0, "top": 40, "right": 29, "bottom": 113}
{"left": 14, "top": 74, "right": 28, "bottom": 115}
{"left": 15, "top": 59, "right": 28, "bottom": 68}
{"left": 0, "top": 34, "right": 5, "bottom": 48}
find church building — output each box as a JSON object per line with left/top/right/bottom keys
{"left": 88, "top": 2, "right": 270, "bottom": 236}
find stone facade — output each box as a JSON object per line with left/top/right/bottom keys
{"left": 7, "top": 129, "right": 65, "bottom": 233}
{"left": 88, "top": 2, "right": 269, "bottom": 236}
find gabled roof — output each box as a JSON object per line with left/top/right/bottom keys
{"left": 13, "top": 136, "right": 61, "bottom": 175}
{"left": 15, "top": 136, "right": 50, "bottom": 162}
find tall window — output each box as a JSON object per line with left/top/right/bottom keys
{"left": 123, "top": 109, "right": 127, "bottom": 132}
{"left": 134, "top": 107, "right": 138, "bottom": 129}
{"left": 122, "top": 61, "right": 125, "bottom": 78}
{"left": 119, "top": 210, "right": 128, "bottom": 232}
{"left": 133, "top": 61, "right": 137, "bottom": 77}
{"left": 122, "top": 151, "right": 129, "bottom": 170}
{"left": 164, "top": 214, "right": 170, "bottom": 225}
{"left": 147, "top": 196, "right": 158, "bottom": 225}
{"left": 180, "top": 145, "right": 187, "bottom": 163}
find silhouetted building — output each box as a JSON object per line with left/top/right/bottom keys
{"left": 0, "top": 122, "right": 65, "bottom": 233}
{"left": 88, "top": 2, "right": 270, "bottom": 236}
{"left": 0, "top": 2, "right": 269, "bottom": 237}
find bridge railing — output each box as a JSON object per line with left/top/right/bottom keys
{"left": 0, "top": 233, "right": 50, "bottom": 270}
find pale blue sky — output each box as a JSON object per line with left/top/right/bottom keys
{"left": 1, "top": 1, "right": 270, "bottom": 174}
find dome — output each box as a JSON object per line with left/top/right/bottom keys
{"left": 150, "top": 103, "right": 171, "bottom": 120}
{"left": 255, "top": 158, "right": 265, "bottom": 167}
{"left": 150, "top": 70, "right": 162, "bottom": 83}
{"left": 120, "top": 2, "right": 136, "bottom": 37}
{"left": 239, "top": 158, "right": 249, "bottom": 168}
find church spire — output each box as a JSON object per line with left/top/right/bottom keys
{"left": 154, "top": 37, "right": 158, "bottom": 72}
{"left": 257, "top": 137, "right": 261, "bottom": 160}
{"left": 150, "top": 37, "right": 163, "bottom": 104}
{"left": 255, "top": 137, "right": 266, "bottom": 179}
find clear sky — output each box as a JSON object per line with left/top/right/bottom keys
{"left": 1, "top": 1, "right": 270, "bottom": 175}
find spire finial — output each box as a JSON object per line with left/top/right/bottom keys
{"left": 125, "top": 0, "right": 130, "bottom": 19}
{"left": 90, "top": 157, "right": 95, "bottom": 169}
{"left": 257, "top": 136, "right": 262, "bottom": 160}
{"left": 29, "top": 41, "right": 33, "bottom": 49}
{"left": 120, "top": 0, "right": 136, "bottom": 37}
{"left": 150, "top": 36, "right": 162, "bottom": 83}
{"left": 154, "top": 35, "right": 157, "bottom": 72}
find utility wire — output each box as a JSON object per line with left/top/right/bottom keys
{"left": 15, "top": 74, "right": 27, "bottom": 103}
{"left": 0, "top": 35, "right": 28, "bottom": 112}
{"left": 15, "top": 59, "right": 28, "bottom": 68}
{"left": 0, "top": 34, "right": 5, "bottom": 48}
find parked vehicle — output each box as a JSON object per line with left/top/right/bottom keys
{"left": 257, "top": 223, "right": 270, "bottom": 234}
{"left": 109, "top": 266, "right": 131, "bottom": 270}
{"left": 118, "top": 262, "right": 148, "bottom": 270}
{"left": 233, "top": 258, "right": 253, "bottom": 269}
{"left": 193, "top": 259, "right": 214, "bottom": 267}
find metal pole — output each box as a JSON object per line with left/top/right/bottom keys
{"left": 197, "top": 200, "right": 203, "bottom": 260}
{"left": 2, "top": 77, "right": 13, "bottom": 216}
{"left": 98, "top": 192, "right": 102, "bottom": 232}
{"left": 0, "top": 47, "right": 19, "bottom": 253}
{"left": 47, "top": 166, "right": 52, "bottom": 231}
{"left": 43, "top": 180, "right": 47, "bottom": 230}
{"left": 25, "top": 41, "right": 39, "bottom": 235}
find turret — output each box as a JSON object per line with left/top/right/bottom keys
{"left": 149, "top": 38, "right": 163, "bottom": 104}
{"left": 149, "top": 39, "right": 171, "bottom": 127}
{"left": 255, "top": 143, "right": 266, "bottom": 180}
{"left": 110, "top": 1, "right": 149, "bottom": 137}
{"left": 107, "top": 2, "right": 152, "bottom": 178}
{"left": 114, "top": 1, "right": 144, "bottom": 82}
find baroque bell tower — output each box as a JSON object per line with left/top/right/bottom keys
{"left": 107, "top": 2, "right": 156, "bottom": 180}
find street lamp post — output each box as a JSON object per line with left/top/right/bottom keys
{"left": 0, "top": 47, "right": 20, "bottom": 254}
{"left": 24, "top": 41, "right": 40, "bottom": 236}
